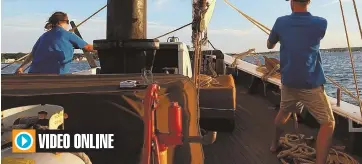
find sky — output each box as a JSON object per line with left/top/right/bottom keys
{"left": 1, "top": 0, "right": 362, "bottom": 53}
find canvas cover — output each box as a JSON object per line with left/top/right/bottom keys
{"left": 1, "top": 74, "right": 203, "bottom": 164}
{"left": 199, "top": 75, "right": 236, "bottom": 110}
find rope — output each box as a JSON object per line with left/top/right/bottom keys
{"left": 69, "top": 4, "right": 107, "bottom": 32}
{"left": 277, "top": 133, "right": 360, "bottom": 164}
{"left": 154, "top": 22, "right": 193, "bottom": 39}
{"left": 230, "top": 48, "right": 256, "bottom": 67}
{"left": 338, "top": 0, "right": 362, "bottom": 117}
{"left": 207, "top": 40, "right": 217, "bottom": 50}
{"left": 192, "top": 0, "right": 208, "bottom": 87}
{"left": 199, "top": 74, "right": 221, "bottom": 87}
{"left": 351, "top": 0, "right": 362, "bottom": 40}
{"left": 223, "top": 0, "right": 270, "bottom": 35}
{"left": 326, "top": 76, "right": 362, "bottom": 104}
{"left": 1, "top": 54, "right": 30, "bottom": 70}
{"left": 225, "top": 0, "right": 362, "bottom": 109}
{"left": 206, "top": 51, "right": 218, "bottom": 77}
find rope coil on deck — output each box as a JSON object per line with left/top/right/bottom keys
{"left": 199, "top": 74, "right": 221, "bottom": 87}
{"left": 277, "top": 134, "right": 360, "bottom": 164}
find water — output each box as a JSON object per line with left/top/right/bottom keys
{"left": 2, "top": 52, "right": 362, "bottom": 105}
{"left": 242, "top": 51, "right": 362, "bottom": 105}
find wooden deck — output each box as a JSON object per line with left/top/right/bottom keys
{"left": 203, "top": 86, "right": 362, "bottom": 164}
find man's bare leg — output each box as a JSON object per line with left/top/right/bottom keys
{"left": 270, "top": 110, "right": 291, "bottom": 152}
{"left": 315, "top": 121, "right": 335, "bottom": 164}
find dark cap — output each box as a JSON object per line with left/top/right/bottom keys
{"left": 38, "top": 111, "right": 48, "bottom": 114}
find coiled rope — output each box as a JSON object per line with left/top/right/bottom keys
{"left": 199, "top": 74, "right": 221, "bottom": 87}
{"left": 224, "top": 0, "right": 362, "bottom": 112}
{"left": 277, "top": 133, "right": 360, "bottom": 164}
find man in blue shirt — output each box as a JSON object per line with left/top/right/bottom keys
{"left": 16, "top": 11, "right": 95, "bottom": 74}
{"left": 267, "top": 1, "right": 335, "bottom": 163}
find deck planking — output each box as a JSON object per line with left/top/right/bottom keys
{"left": 202, "top": 86, "right": 362, "bottom": 164}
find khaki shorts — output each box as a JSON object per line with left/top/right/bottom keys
{"left": 280, "top": 85, "right": 335, "bottom": 124}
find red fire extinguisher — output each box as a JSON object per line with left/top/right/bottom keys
{"left": 158, "top": 102, "right": 183, "bottom": 151}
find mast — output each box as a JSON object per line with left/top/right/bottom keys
{"left": 106, "top": 0, "right": 146, "bottom": 39}
{"left": 94, "top": 0, "right": 159, "bottom": 74}
{"left": 192, "top": 0, "right": 208, "bottom": 87}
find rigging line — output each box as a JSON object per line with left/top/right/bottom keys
{"left": 339, "top": 0, "right": 362, "bottom": 116}
{"left": 154, "top": 22, "right": 193, "bottom": 39}
{"left": 69, "top": 4, "right": 108, "bottom": 32}
{"left": 351, "top": 0, "right": 362, "bottom": 40}
{"left": 208, "top": 40, "right": 217, "bottom": 50}
{"left": 326, "top": 76, "right": 362, "bottom": 104}
{"left": 223, "top": 0, "right": 270, "bottom": 31}
{"left": 1, "top": 53, "right": 30, "bottom": 70}
{"left": 223, "top": 0, "right": 271, "bottom": 34}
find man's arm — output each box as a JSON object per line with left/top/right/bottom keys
{"left": 320, "top": 18, "right": 328, "bottom": 39}
{"left": 15, "top": 37, "right": 42, "bottom": 74}
{"left": 267, "top": 18, "right": 280, "bottom": 49}
{"left": 69, "top": 33, "right": 96, "bottom": 52}
{"left": 15, "top": 53, "right": 33, "bottom": 74}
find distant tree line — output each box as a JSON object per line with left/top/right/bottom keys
{"left": 255, "top": 47, "right": 362, "bottom": 54}
{"left": 1, "top": 52, "right": 28, "bottom": 60}
{"left": 319, "top": 47, "right": 362, "bottom": 52}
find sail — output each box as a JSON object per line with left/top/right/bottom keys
{"left": 200, "top": 0, "right": 216, "bottom": 31}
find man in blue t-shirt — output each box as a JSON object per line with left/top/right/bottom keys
{"left": 267, "top": 1, "right": 334, "bottom": 163}
{"left": 15, "top": 11, "right": 95, "bottom": 74}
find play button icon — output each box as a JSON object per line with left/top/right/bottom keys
{"left": 21, "top": 136, "right": 28, "bottom": 146}
{"left": 14, "top": 132, "right": 33, "bottom": 151}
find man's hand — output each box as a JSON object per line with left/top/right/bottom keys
{"left": 15, "top": 67, "right": 24, "bottom": 74}
{"left": 267, "top": 40, "right": 276, "bottom": 49}
{"left": 84, "top": 44, "right": 96, "bottom": 53}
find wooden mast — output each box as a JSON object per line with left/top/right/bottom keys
{"left": 192, "top": 0, "right": 208, "bottom": 87}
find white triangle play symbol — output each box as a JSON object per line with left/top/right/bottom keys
{"left": 21, "top": 136, "right": 28, "bottom": 146}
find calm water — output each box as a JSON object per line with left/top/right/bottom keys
{"left": 2, "top": 52, "right": 362, "bottom": 105}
